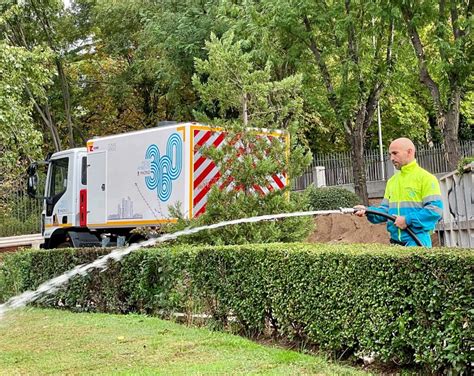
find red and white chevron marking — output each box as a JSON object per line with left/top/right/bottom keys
{"left": 192, "top": 129, "right": 288, "bottom": 218}
{"left": 193, "top": 129, "right": 225, "bottom": 217}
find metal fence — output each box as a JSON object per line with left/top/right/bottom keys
{"left": 293, "top": 140, "right": 474, "bottom": 190}
{"left": 0, "top": 179, "right": 43, "bottom": 237}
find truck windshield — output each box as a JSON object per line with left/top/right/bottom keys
{"left": 48, "top": 157, "right": 69, "bottom": 197}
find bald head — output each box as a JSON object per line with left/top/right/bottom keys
{"left": 389, "top": 137, "right": 416, "bottom": 170}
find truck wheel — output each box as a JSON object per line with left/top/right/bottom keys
{"left": 57, "top": 241, "right": 73, "bottom": 249}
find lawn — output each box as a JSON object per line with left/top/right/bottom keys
{"left": 0, "top": 308, "right": 369, "bottom": 375}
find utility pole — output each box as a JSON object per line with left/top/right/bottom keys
{"left": 377, "top": 104, "right": 385, "bottom": 180}
{"left": 372, "top": 17, "right": 385, "bottom": 181}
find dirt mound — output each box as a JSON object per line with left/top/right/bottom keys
{"left": 307, "top": 213, "right": 440, "bottom": 246}
{"left": 307, "top": 214, "right": 389, "bottom": 244}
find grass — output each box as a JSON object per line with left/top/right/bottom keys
{"left": 0, "top": 308, "right": 370, "bottom": 375}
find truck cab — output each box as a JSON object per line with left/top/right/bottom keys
{"left": 42, "top": 148, "right": 87, "bottom": 247}
{"left": 29, "top": 148, "right": 89, "bottom": 248}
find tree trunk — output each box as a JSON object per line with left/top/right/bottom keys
{"left": 440, "top": 88, "right": 461, "bottom": 170}
{"left": 347, "top": 120, "right": 369, "bottom": 205}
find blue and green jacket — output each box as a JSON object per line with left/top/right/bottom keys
{"left": 367, "top": 160, "right": 443, "bottom": 247}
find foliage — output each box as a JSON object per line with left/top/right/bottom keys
{"left": 88, "top": 0, "right": 226, "bottom": 127}
{"left": 170, "top": 30, "right": 313, "bottom": 243}
{"left": 0, "top": 0, "right": 84, "bottom": 150}
{"left": 0, "top": 43, "right": 52, "bottom": 176}
{"left": 393, "top": 0, "right": 472, "bottom": 169}
{"left": 306, "top": 187, "right": 361, "bottom": 211}
{"left": 0, "top": 207, "right": 41, "bottom": 237}
{"left": 243, "top": 0, "right": 401, "bottom": 202}
{"left": 1, "top": 0, "right": 472, "bottom": 232}
{"left": 164, "top": 190, "right": 314, "bottom": 245}
{"left": 0, "top": 41, "right": 52, "bottom": 235}
{"left": 456, "top": 156, "right": 474, "bottom": 175}
{"left": 1, "top": 244, "right": 472, "bottom": 374}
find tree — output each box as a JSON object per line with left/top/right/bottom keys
{"left": 219, "top": 0, "right": 397, "bottom": 204}
{"left": 0, "top": 43, "right": 53, "bottom": 177}
{"left": 180, "top": 31, "right": 313, "bottom": 244}
{"left": 397, "top": 0, "right": 472, "bottom": 169}
{"left": 0, "top": 43, "right": 53, "bottom": 233}
{"left": 91, "top": 0, "right": 226, "bottom": 125}
{"left": 366, "top": 56, "right": 433, "bottom": 148}
{"left": 0, "top": 0, "right": 89, "bottom": 150}
{"left": 193, "top": 32, "right": 311, "bottom": 183}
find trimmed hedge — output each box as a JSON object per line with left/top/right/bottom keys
{"left": 307, "top": 186, "right": 360, "bottom": 210}
{"left": 1, "top": 244, "right": 472, "bottom": 373}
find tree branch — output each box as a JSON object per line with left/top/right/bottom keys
{"left": 401, "top": 4, "right": 444, "bottom": 117}
{"left": 302, "top": 15, "right": 341, "bottom": 122}
{"left": 450, "top": 0, "right": 463, "bottom": 39}
{"left": 436, "top": 0, "right": 451, "bottom": 63}
{"left": 345, "top": 0, "right": 363, "bottom": 96}
{"left": 25, "top": 85, "right": 62, "bottom": 152}
{"left": 364, "top": 18, "right": 394, "bottom": 132}
{"left": 363, "top": 83, "right": 383, "bottom": 132}
{"left": 386, "top": 17, "right": 395, "bottom": 71}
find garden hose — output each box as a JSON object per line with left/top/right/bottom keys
{"left": 361, "top": 208, "right": 423, "bottom": 246}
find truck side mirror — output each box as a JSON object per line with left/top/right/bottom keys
{"left": 27, "top": 163, "right": 38, "bottom": 198}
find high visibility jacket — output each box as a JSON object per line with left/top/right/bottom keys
{"left": 367, "top": 160, "right": 443, "bottom": 247}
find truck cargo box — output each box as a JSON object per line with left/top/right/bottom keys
{"left": 86, "top": 122, "right": 288, "bottom": 229}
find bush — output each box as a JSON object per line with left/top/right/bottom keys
{"left": 162, "top": 189, "right": 314, "bottom": 245}
{"left": 0, "top": 214, "right": 41, "bottom": 237}
{"left": 457, "top": 156, "right": 474, "bottom": 175}
{"left": 1, "top": 244, "right": 472, "bottom": 374}
{"left": 307, "top": 186, "right": 360, "bottom": 210}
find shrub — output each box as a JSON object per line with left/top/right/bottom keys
{"left": 1, "top": 244, "right": 472, "bottom": 374}
{"left": 457, "top": 156, "right": 474, "bottom": 175}
{"left": 307, "top": 186, "right": 360, "bottom": 210}
{"left": 162, "top": 189, "right": 314, "bottom": 245}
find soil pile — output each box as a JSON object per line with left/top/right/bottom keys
{"left": 307, "top": 213, "right": 440, "bottom": 246}
{"left": 307, "top": 214, "right": 389, "bottom": 244}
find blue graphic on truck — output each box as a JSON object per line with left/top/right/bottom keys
{"left": 145, "top": 133, "right": 182, "bottom": 201}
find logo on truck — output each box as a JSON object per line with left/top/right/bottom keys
{"left": 145, "top": 133, "right": 183, "bottom": 201}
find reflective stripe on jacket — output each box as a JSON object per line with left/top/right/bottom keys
{"left": 367, "top": 160, "right": 443, "bottom": 247}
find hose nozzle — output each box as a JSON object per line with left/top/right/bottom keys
{"left": 340, "top": 207, "right": 356, "bottom": 214}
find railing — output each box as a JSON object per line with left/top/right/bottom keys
{"left": 0, "top": 233, "right": 43, "bottom": 250}
{"left": 293, "top": 141, "right": 474, "bottom": 190}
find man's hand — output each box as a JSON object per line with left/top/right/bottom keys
{"left": 393, "top": 215, "right": 407, "bottom": 229}
{"left": 354, "top": 205, "right": 366, "bottom": 217}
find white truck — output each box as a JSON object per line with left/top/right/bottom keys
{"left": 27, "top": 122, "right": 288, "bottom": 248}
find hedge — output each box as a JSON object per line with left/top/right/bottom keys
{"left": 306, "top": 186, "right": 360, "bottom": 210}
{"left": 0, "top": 244, "right": 472, "bottom": 374}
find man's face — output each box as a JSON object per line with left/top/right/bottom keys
{"left": 389, "top": 143, "right": 410, "bottom": 170}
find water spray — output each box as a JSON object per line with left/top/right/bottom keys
{"left": 0, "top": 207, "right": 421, "bottom": 318}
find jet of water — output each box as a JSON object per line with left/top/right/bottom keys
{"left": 0, "top": 208, "right": 355, "bottom": 318}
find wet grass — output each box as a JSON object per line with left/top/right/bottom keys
{"left": 0, "top": 308, "right": 369, "bottom": 375}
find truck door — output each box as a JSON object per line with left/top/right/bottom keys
{"left": 45, "top": 157, "right": 72, "bottom": 225}
{"left": 87, "top": 151, "right": 107, "bottom": 225}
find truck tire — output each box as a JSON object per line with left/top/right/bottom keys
{"left": 57, "top": 241, "right": 73, "bottom": 249}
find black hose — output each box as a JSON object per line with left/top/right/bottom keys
{"left": 364, "top": 209, "right": 423, "bottom": 247}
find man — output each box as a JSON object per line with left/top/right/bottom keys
{"left": 355, "top": 138, "right": 443, "bottom": 247}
